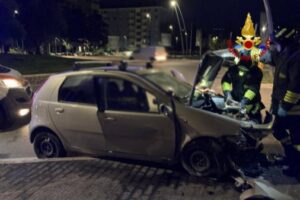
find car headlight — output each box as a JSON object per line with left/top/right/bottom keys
{"left": 1, "top": 79, "right": 23, "bottom": 88}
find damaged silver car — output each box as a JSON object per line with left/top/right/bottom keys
{"left": 29, "top": 54, "right": 272, "bottom": 178}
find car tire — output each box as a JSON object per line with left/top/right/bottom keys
{"left": 33, "top": 131, "right": 66, "bottom": 158}
{"left": 181, "top": 139, "right": 228, "bottom": 178}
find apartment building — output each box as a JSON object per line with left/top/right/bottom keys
{"left": 100, "top": 6, "right": 171, "bottom": 50}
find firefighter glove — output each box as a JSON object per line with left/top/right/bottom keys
{"left": 277, "top": 105, "right": 288, "bottom": 117}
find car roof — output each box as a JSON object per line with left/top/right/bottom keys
{"left": 51, "top": 65, "right": 163, "bottom": 79}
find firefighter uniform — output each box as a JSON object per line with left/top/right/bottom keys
{"left": 222, "top": 63, "right": 264, "bottom": 122}
{"left": 270, "top": 45, "right": 300, "bottom": 171}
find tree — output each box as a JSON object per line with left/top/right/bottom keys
{"left": 0, "top": 0, "right": 25, "bottom": 53}
{"left": 17, "top": 0, "right": 66, "bottom": 54}
{"left": 85, "top": 11, "right": 108, "bottom": 46}
{"left": 63, "top": 6, "right": 108, "bottom": 47}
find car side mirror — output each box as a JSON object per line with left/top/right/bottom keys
{"left": 159, "top": 104, "right": 173, "bottom": 117}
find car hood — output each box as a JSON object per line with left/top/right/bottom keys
{"left": 188, "top": 53, "right": 224, "bottom": 105}
{"left": 176, "top": 103, "right": 240, "bottom": 137}
{"left": 193, "top": 52, "right": 224, "bottom": 89}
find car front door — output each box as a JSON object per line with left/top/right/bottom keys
{"left": 48, "top": 75, "right": 105, "bottom": 155}
{"left": 97, "top": 77, "right": 176, "bottom": 161}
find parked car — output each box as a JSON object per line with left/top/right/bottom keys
{"left": 130, "top": 46, "right": 168, "bottom": 61}
{"left": 30, "top": 54, "right": 267, "bottom": 178}
{"left": 0, "top": 65, "right": 32, "bottom": 131}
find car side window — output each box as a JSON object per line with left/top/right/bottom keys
{"left": 58, "top": 75, "right": 96, "bottom": 105}
{"left": 105, "top": 78, "right": 158, "bottom": 113}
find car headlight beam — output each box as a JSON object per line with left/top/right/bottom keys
{"left": 2, "top": 79, "right": 23, "bottom": 88}
{"left": 18, "top": 108, "right": 30, "bottom": 117}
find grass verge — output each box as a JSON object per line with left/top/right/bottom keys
{"left": 0, "top": 54, "right": 81, "bottom": 75}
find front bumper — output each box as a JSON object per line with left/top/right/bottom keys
{"left": 223, "top": 133, "right": 264, "bottom": 168}
{"left": 0, "top": 86, "right": 32, "bottom": 130}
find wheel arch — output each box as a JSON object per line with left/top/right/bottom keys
{"left": 181, "top": 136, "right": 223, "bottom": 153}
{"left": 30, "top": 126, "right": 62, "bottom": 144}
{"left": 180, "top": 136, "right": 228, "bottom": 178}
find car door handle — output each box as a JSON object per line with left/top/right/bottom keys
{"left": 55, "top": 107, "right": 64, "bottom": 114}
{"left": 104, "top": 116, "right": 115, "bottom": 121}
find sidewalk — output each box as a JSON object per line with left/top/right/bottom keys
{"left": 0, "top": 157, "right": 239, "bottom": 200}
{"left": 1, "top": 156, "right": 300, "bottom": 200}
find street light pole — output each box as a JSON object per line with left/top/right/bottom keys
{"left": 175, "top": 3, "right": 189, "bottom": 54}
{"left": 171, "top": 1, "right": 185, "bottom": 55}
{"left": 262, "top": 0, "right": 273, "bottom": 36}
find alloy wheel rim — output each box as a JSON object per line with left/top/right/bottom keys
{"left": 189, "top": 151, "right": 211, "bottom": 172}
{"left": 39, "top": 136, "right": 55, "bottom": 157}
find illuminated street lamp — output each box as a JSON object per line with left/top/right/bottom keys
{"left": 170, "top": 0, "right": 177, "bottom": 8}
{"left": 13, "top": 9, "right": 19, "bottom": 17}
{"left": 145, "top": 13, "right": 151, "bottom": 19}
{"left": 169, "top": 25, "right": 174, "bottom": 31}
{"left": 261, "top": 25, "right": 267, "bottom": 33}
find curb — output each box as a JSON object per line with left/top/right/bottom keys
{"left": 0, "top": 156, "right": 96, "bottom": 164}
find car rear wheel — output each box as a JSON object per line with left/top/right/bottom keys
{"left": 33, "top": 131, "right": 66, "bottom": 158}
{"left": 181, "top": 139, "right": 228, "bottom": 178}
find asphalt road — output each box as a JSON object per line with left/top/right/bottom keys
{"left": 0, "top": 126, "right": 35, "bottom": 159}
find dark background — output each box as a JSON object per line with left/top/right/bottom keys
{"left": 100, "top": 0, "right": 300, "bottom": 33}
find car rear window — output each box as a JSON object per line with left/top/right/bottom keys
{"left": 58, "top": 75, "right": 96, "bottom": 105}
{"left": 0, "top": 65, "right": 11, "bottom": 73}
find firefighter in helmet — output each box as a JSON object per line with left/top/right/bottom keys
{"left": 260, "top": 27, "right": 300, "bottom": 177}
{"left": 222, "top": 13, "right": 264, "bottom": 123}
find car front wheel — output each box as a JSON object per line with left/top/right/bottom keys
{"left": 33, "top": 131, "right": 65, "bottom": 158}
{"left": 181, "top": 139, "right": 228, "bottom": 178}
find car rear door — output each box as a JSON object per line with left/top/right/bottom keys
{"left": 96, "top": 76, "right": 176, "bottom": 161}
{"left": 48, "top": 75, "right": 105, "bottom": 155}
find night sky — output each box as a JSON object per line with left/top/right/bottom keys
{"left": 100, "top": 0, "right": 300, "bottom": 34}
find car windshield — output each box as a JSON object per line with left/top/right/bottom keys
{"left": 142, "top": 72, "right": 192, "bottom": 102}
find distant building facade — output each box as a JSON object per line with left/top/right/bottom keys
{"left": 100, "top": 6, "right": 171, "bottom": 50}
{"left": 63, "top": 0, "right": 100, "bottom": 11}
